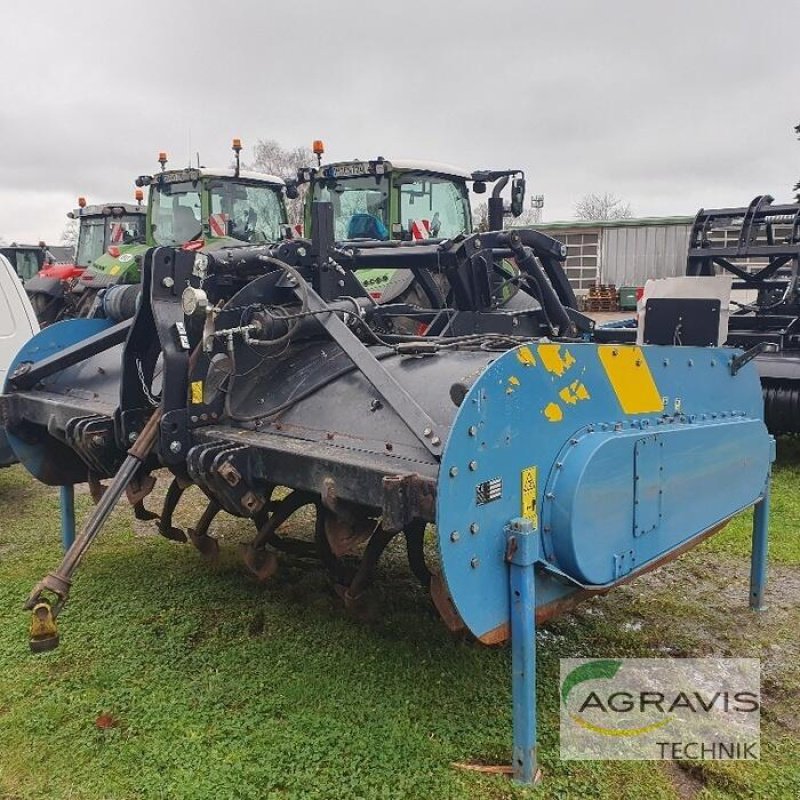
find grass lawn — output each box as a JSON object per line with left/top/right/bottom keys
{"left": 0, "top": 441, "right": 798, "bottom": 799}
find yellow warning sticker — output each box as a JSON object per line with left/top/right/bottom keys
{"left": 190, "top": 380, "right": 204, "bottom": 404}
{"left": 109, "top": 265, "right": 121, "bottom": 276}
{"left": 521, "top": 466, "right": 538, "bottom": 527}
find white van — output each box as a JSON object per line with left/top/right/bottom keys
{"left": 0, "top": 253, "right": 40, "bottom": 466}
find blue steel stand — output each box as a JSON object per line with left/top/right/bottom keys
{"left": 749, "top": 478, "right": 770, "bottom": 612}
{"left": 506, "top": 518, "right": 541, "bottom": 785}
{"left": 60, "top": 485, "right": 76, "bottom": 551}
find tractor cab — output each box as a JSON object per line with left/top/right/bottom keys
{"left": 0, "top": 243, "right": 50, "bottom": 281}
{"left": 147, "top": 167, "right": 287, "bottom": 248}
{"left": 25, "top": 199, "right": 146, "bottom": 324}
{"left": 68, "top": 141, "right": 288, "bottom": 318}
{"left": 71, "top": 201, "right": 146, "bottom": 269}
{"left": 302, "top": 158, "right": 475, "bottom": 243}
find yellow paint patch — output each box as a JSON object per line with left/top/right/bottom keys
{"left": 516, "top": 346, "right": 536, "bottom": 366}
{"left": 598, "top": 345, "right": 663, "bottom": 415}
{"left": 109, "top": 265, "right": 121, "bottom": 276}
{"left": 543, "top": 402, "right": 563, "bottom": 422}
{"left": 190, "top": 380, "right": 204, "bottom": 405}
{"left": 558, "top": 380, "right": 591, "bottom": 406}
{"left": 537, "top": 343, "right": 575, "bottom": 377}
{"left": 508, "top": 375, "right": 520, "bottom": 386}
{"left": 521, "top": 466, "right": 538, "bottom": 527}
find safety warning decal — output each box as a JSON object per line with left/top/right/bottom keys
{"left": 521, "top": 466, "right": 538, "bottom": 527}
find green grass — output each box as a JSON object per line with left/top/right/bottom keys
{"left": 0, "top": 444, "right": 798, "bottom": 800}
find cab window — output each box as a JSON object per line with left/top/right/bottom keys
{"left": 75, "top": 218, "right": 107, "bottom": 267}
{"left": 312, "top": 177, "right": 389, "bottom": 241}
{"left": 151, "top": 182, "right": 202, "bottom": 246}
{"left": 397, "top": 174, "right": 470, "bottom": 239}
{"left": 209, "top": 181, "right": 286, "bottom": 243}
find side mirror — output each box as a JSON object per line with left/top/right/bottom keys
{"left": 285, "top": 180, "right": 299, "bottom": 200}
{"left": 510, "top": 176, "right": 526, "bottom": 218}
{"left": 473, "top": 181, "right": 487, "bottom": 194}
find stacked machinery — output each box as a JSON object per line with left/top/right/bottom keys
{"left": 687, "top": 194, "right": 800, "bottom": 433}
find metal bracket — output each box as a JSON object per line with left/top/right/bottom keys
{"left": 730, "top": 342, "right": 777, "bottom": 375}
{"left": 289, "top": 277, "right": 445, "bottom": 459}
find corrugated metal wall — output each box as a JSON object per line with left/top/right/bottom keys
{"left": 600, "top": 224, "right": 692, "bottom": 286}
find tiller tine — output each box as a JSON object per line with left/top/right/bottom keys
{"left": 240, "top": 544, "right": 279, "bottom": 582}
{"left": 133, "top": 500, "right": 160, "bottom": 522}
{"left": 87, "top": 472, "right": 107, "bottom": 504}
{"left": 186, "top": 499, "right": 222, "bottom": 560}
{"left": 156, "top": 477, "right": 188, "bottom": 542}
{"left": 126, "top": 471, "right": 156, "bottom": 504}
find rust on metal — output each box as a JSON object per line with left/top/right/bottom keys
{"left": 381, "top": 473, "right": 436, "bottom": 532}
{"left": 430, "top": 573, "right": 466, "bottom": 632}
{"left": 477, "top": 519, "right": 731, "bottom": 644}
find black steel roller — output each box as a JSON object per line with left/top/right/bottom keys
{"left": 763, "top": 381, "right": 800, "bottom": 435}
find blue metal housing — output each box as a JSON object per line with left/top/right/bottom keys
{"left": 437, "top": 342, "right": 772, "bottom": 644}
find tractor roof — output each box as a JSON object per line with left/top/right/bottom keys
{"left": 314, "top": 159, "right": 472, "bottom": 181}
{"left": 156, "top": 167, "right": 285, "bottom": 186}
{"left": 389, "top": 160, "right": 472, "bottom": 179}
{"left": 69, "top": 203, "right": 145, "bottom": 219}
{"left": 0, "top": 242, "right": 47, "bottom": 251}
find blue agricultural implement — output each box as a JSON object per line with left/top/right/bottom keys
{"left": 1, "top": 200, "right": 774, "bottom": 784}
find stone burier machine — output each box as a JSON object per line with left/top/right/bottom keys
{"left": 2, "top": 198, "right": 774, "bottom": 784}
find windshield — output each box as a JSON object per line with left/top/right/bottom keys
{"left": 208, "top": 180, "right": 285, "bottom": 243}
{"left": 151, "top": 181, "right": 203, "bottom": 246}
{"left": 15, "top": 250, "right": 41, "bottom": 280}
{"left": 312, "top": 176, "right": 389, "bottom": 241}
{"left": 397, "top": 173, "right": 470, "bottom": 239}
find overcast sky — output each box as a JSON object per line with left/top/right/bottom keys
{"left": 1, "top": 0, "right": 798, "bottom": 243}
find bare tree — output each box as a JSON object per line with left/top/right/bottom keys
{"left": 574, "top": 192, "right": 633, "bottom": 221}
{"left": 246, "top": 139, "right": 313, "bottom": 227}
{"left": 473, "top": 202, "right": 541, "bottom": 232}
{"left": 61, "top": 218, "right": 79, "bottom": 246}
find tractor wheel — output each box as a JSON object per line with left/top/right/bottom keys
{"left": 29, "top": 292, "right": 64, "bottom": 327}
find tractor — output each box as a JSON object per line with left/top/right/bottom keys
{"left": 288, "top": 140, "right": 580, "bottom": 332}
{"left": 25, "top": 197, "right": 146, "bottom": 324}
{"left": 30, "top": 140, "right": 289, "bottom": 326}
{"left": 77, "top": 140, "right": 288, "bottom": 315}
{"left": 0, "top": 242, "right": 52, "bottom": 282}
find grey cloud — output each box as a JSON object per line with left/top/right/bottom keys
{"left": 0, "top": 0, "right": 797, "bottom": 241}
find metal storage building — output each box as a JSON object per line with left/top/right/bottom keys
{"left": 529, "top": 216, "right": 694, "bottom": 293}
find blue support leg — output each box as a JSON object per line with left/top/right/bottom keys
{"left": 60, "top": 485, "right": 76, "bottom": 551}
{"left": 749, "top": 479, "right": 770, "bottom": 612}
{"left": 507, "top": 518, "right": 540, "bottom": 785}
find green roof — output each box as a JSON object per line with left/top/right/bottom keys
{"left": 520, "top": 215, "right": 695, "bottom": 231}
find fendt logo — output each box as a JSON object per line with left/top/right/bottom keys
{"left": 559, "top": 658, "right": 760, "bottom": 760}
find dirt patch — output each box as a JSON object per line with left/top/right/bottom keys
{"left": 661, "top": 761, "right": 706, "bottom": 800}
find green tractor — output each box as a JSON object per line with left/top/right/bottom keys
{"left": 66, "top": 140, "right": 288, "bottom": 320}
{"left": 292, "top": 144, "right": 532, "bottom": 310}
{"left": 24, "top": 198, "right": 146, "bottom": 324}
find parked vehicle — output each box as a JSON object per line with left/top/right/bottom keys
{"left": 0, "top": 253, "right": 39, "bottom": 466}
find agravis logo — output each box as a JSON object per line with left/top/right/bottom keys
{"left": 559, "top": 658, "right": 760, "bottom": 760}
{"left": 561, "top": 659, "right": 671, "bottom": 737}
